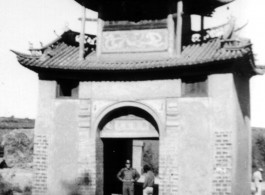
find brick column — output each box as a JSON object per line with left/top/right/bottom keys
{"left": 77, "top": 99, "right": 96, "bottom": 195}
{"left": 159, "top": 98, "right": 180, "bottom": 195}
{"left": 212, "top": 131, "right": 232, "bottom": 195}
{"left": 33, "top": 80, "right": 56, "bottom": 195}
{"left": 32, "top": 135, "right": 49, "bottom": 195}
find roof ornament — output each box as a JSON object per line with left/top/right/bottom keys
{"left": 40, "top": 42, "right": 43, "bottom": 48}
{"left": 234, "top": 21, "right": 248, "bottom": 35}
{"left": 222, "top": 17, "right": 235, "bottom": 40}
{"left": 28, "top": 42, "right": 42, "bottom": 56}
{"left": 54, "top": 30, "right": 60, "bottom": 38}
{"left": 191, "top": 17, "right": 236, "bottom": 43}
{"left": 79, "top": 1, "right": 86, "bottom": 61}
{"left": 28, "top": 42, "right": 33, "bottom": 50}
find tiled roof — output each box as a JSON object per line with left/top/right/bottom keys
{"left": 11, "top": 30, "right": 259, "bottom": 72}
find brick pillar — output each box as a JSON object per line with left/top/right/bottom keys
{"left": 32, "top": 135, "right": 49, "bottom": 195}
{"left": 212, "top": 131, "right": 232, "bottom": 195}
{"left": 77, "top": 99, "right": 96, "bottom": 195}
{"left": 32, "top": 80, "right": 56, "bottom": 195}
{"left": 96, "top": 135, "right": 104, "bottom": 195}
{"left": 159, "top": 98, "right": 180, "bottom": 195}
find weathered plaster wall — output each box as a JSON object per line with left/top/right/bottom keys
{"left": 35, "top": 80, "right": 56, "bottom": 135}
{"left": 208, "top": 73, "right": 236, "bottom": 195}
{"left": 77, "top": 99, "right": 96, "bottom": 195}
{"left": 79, "top": 80, "right": 181, "bottom": 100}
{"left": 49, "top": 100, "right": 79, "bottom": 195}
{"left": 233, "top": 74, "right": 251, "bottom": 195}
{"left": 33, "top": 74, "right": 252, "bottom": 195}
{"left": 33, "top": 80, "right": 56, "bottom": 195}
{"left": 159, "top": 98, "right": 179, "bottom": 195}
{"left": 178, "top": 97, "right": 212, "bottom": 195}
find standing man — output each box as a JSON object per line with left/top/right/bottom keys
{"left": 253, "top": 168, "right": 264, "bottom": 195}
{"left": 117, "top": 159, "right": 140, "bottom": 195}
{"left": 142, "top": 164, "right": 155, "bottom": 195}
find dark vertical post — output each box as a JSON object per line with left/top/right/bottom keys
{"left": 176, "top": 0, "right": 183, "bottom": 56}
{"left": 79, "top": 1, "right": 86, "bottom": 61}
{"left": 201, "top": 15, "right": 204, "bottom": 42}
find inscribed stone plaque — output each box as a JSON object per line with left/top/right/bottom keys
{"left": 100, "top": 115, "right": 159, "bottom": 138}
{"left": 32, "top": 135, "right": 49, "bottom": 195}
{"left": 102, "top": 29, "right": 168, "bottom": 53}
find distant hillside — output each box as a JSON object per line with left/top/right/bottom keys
{"left": 0, "top": 117, "right": 35, "bottom": 130}
{"left": 0, "top": 117, "right": 34, "bottom": 157}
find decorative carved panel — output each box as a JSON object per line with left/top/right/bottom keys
{"left": 159, "top": 98, "right": 180, "bottom": 195}
{"left": 101, "top": 29, "right": 168, "bottom": 53}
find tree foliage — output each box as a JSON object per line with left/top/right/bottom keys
{"left": 1, "top": 130, "right": 33, "bottom": 169}
{"left": 142, "top": 140, "right": 159, "bottom": 176}
{"left": 252, "top": 128, "right": 265, "bottom": 179}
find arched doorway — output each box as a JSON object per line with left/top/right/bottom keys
{"left": 95, "top": 104, "right": 161, "bottom": 195}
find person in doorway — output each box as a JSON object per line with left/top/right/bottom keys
{"left": 117, "top": 159, "right": 140, "bottom": 195}
{"left": 253, "top": 168, "right": 264, "bottom": 195}
{"left": 142, "top": 164, "right": 155, "bottom": 195}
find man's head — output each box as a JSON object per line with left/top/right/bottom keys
{"left": 125, "top": 160, "right": 131, "bottom": 168}
{"left": 259, "top": 168, "right": 264, "bottom": 172}
{"left": 143, "top": 164, "right": 151, "bottom": 173}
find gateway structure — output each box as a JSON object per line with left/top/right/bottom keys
{"left": 12, "top": 0, "right": 264, "bottom": 195}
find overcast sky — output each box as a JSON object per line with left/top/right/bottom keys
{"left": 0, "top": 0, "right": 265, "bottom": 127}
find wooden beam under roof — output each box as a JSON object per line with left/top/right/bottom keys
{"left": 74, "top": 0, "right": 234, "bottom": 16}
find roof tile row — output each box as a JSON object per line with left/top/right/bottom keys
{"left": 12, "top": 32, "right": 253, "bottom": 71}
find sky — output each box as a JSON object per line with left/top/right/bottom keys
{"left": 0, "top": 0, "right": 265, "bottom": 127}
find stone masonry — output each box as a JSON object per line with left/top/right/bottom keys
{"left": 159, "top": 98, "right": 180, "bottom": 195}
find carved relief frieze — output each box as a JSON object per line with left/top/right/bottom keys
{"left": 100, "top": 115, "right": 159, "bottom": 138}
{"left": 77, "top": 99, "right": 92, "bottom": 195}
{"left": 166, "top": 98, "right": 180, "bottom": 132}
{"left": 101, "top": 29, "right": 168, "bottom": 53}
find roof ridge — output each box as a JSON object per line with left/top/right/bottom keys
{"left": 10, "top": 50, "right": 40, "bottom": 59}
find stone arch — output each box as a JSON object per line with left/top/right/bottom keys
{"left": 93, "top": 101, "right": 163, "bottom": 135}
{"left": 93, "top": 101, "right": 162, "bottom": 195}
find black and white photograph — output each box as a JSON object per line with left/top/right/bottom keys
{"left": 0, "top": 0, "right": 265, "bottom": 195}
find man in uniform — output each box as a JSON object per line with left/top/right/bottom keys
{"left": 117, "top": 159, "right": 140, "bottom": 195}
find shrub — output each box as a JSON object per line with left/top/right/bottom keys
{"left": 142, "top": 141, "right": 159, "bottom": 176}
{"left": 252, "top": 128, "right": 265, "bottom": 178}
{"left": 1, "top": 130, "right": 33, "bottom": 169}
{"left": 0, "top": 175, "right": 13, "bottom": 195}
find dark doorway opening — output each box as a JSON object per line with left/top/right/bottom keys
{"left": 103, "top": 138, "right": 159, "bottom": 195}
{"left": 103, "top": 138, "right": 133, "bottom": 195}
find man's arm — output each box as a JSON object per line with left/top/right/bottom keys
{"left": 117, "top": 169, "right": 124, "bottom": 182}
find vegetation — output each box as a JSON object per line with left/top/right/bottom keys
{"left": 142, "top": 140, "right": 159, "bottom": 176}
{"left": 0, "top": 117, "right": 34, "bottom": 130}
{"left": 0, "top": 175, "right": 32, "bottom": 195}
{"left": 0, "top": 176, "right": 13, "bottom": 195}
{"left": 252, "top": 127, "right": 265, "bottom": 178}
{"left": 1, "top": 130, "right": 33, "bottom": 169}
